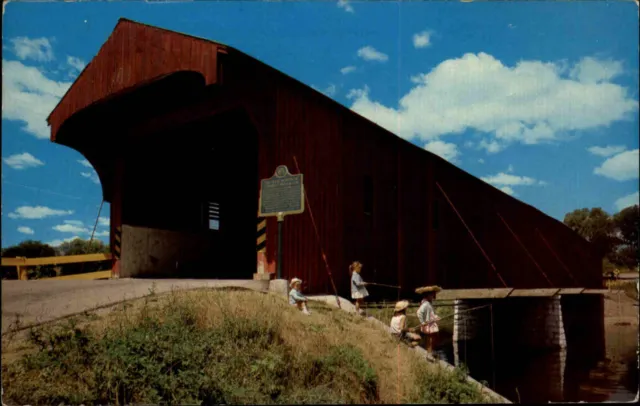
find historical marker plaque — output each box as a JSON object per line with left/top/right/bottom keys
{"left": 259, "top": 165, "right": 305, "bottom": 218}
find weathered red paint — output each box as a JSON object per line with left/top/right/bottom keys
{"left": 49, "top": 19, "right": 603, "bottom": 298}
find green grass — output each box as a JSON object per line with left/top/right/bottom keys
{"left": 2, "top": 290, "right": 495, "bottom": 405}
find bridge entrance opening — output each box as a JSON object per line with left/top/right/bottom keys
{"left": 120, "top": 108, "right": 259, "bottom": 279}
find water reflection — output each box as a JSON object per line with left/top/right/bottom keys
{"left": 438, "top": 319, "right": 638, "bottom": 404}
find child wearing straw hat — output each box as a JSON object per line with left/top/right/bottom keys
{"left": 289, "top": 278, "right": 311, "bottom": 315}
{"left": 349, "top": 261, "right": 369, "bottom": 316}
{"left": 390, "top": 300, "right": 421, "bottom": 347}
{"left": 415, "top": 285, "right": 442, "bottom": 360}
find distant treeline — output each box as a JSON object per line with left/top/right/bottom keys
{"left": 1, "top": 238, "right": 110, "bottom": 280}
{"left": 563, "top": 204, "right": 639, "bottom": 273}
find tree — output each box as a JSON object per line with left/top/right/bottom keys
{"left": 1, "top": 240, "right": 57, "bottom": 279}
{"left": 563, "top": 208, "right": 619, "bottom": 258}
{"left": 55, "top": 238, "right": 110, "bottom": 276}
{"left": 613, "top": 205, "right": 639, "bottom": 269}
{"left": 57, "top": 238, "right": 110, "bottom": 256}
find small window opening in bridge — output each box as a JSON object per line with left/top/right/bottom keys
{"left": 208, "top": 202, "right": 220, "bottom": 231}
{"left": 432, "top": 199, "right": 439, "bottom": 230}
{"left": 364, "top": 175, "right": 373, "bottom": 216}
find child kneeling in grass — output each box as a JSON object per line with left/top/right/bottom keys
{"left": 289, "top": 278, "right": 311, "bottom": 315}
{"left": 390, "top": 300, "right": 421, "bottom": 347}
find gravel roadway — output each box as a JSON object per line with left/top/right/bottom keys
{"left": 1, "top": 278, "right": 269, "bottom": 334}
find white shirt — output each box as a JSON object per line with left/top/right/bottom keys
{"left": 390, "top": 314, "right": 406, "bottom": 336}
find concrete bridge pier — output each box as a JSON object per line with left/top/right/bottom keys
{"left": 452, "top": 296, "right": 568, "bottom": 401}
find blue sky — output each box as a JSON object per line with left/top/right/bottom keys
{"left": 2, "top": 1, "right": 638, "bottom": 249}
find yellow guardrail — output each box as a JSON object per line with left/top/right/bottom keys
{"left": 1, "top": 253, "right": 112, "bottom": 280}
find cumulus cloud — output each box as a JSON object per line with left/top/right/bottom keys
{"left": 9, "top": 37, "right": 54, "bottom": 62}
{"left": 66, "top": 56, "right": 85, "bottom": 72}
{"left": 94, "top": 230, "right": 110, "bottom": 237}
{"left": 337, "top": 0, "right": 354, "bottom": 13}
{"left": 413, "top": 31, "right": 433, "bottom": 49}
{"left": 478, "top": 158, "right": 485, "bottom": 164}
{"left": 347, "top": 54, "right": 637, "bottom": 152}
{"left": 98, "top": 217, "right": 110, "bottom": 227}
{"left": 323, "top": 84, "right": 337, "bottom": 97}
{"left": 78, "top": 159, "right": 101, "bottom": 184}
{"left": 53, "top": 223, "right": 90, "bottom": 233}
{"left": 587, "top": 145, "right": 627, "bottom": 157}
{"left": 357, "top": 46, "right": 388, "bottom": 62}
{"left": 481, "top": 172, "right": 544, "bottom": 186}
{"left": 17, "top": 226, "right": 35, "bottom": 235}
{"left": 341, "top": 66, "right": 356, "bottom": 75}
{"left": 594, "top": 149, "right": 639, "bottom": 181}
{"left": 569, "top": 57, "right": 623, "bottom": 84}
{"left": 64, "top": 220, "right": 84, "bottom": 226}
{"left": 2, "top": 59, "right": 72, "bottom": 139}
{"left": 424, "top": 140, "right": 460, "bottom": 163}
{"left": 614, "top": 192, "right": 639, "bottom": 211}
{"left": 481, "top": 169, "right": 547, "bottom": 197}
{"left": 499, "top": 186, "right": 516, "bottom": 196}
{"left": 8, "top": 205, "right": 73, "bottom": 219}
{"left": 2, "top": 152, "right": 44, "bottom": 169}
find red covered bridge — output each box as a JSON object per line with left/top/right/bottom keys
{"left": 48, "top": 19, "right": 604, "bottom": 300}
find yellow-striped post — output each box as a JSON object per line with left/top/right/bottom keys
{"left": 112, "top": 226, "right": 122, "bottom": 279}
{"left": 254, "top": 214, "right": 271, "bottom": 280}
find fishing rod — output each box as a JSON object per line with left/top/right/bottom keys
{"left": 366, "top": 282, "right": 401, "bottom": 289}
{"left": 405, "top": 303, "right": 492, "bottom": 331}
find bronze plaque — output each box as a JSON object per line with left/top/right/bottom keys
{"left": 259, "top": 165, "right": 305, "bottom": 218}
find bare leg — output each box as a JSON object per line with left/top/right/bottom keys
{"left": 302, "top": 302, "right": 311, "bottom": 315}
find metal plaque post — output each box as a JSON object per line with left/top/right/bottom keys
{"left": 258, "top": 165, "right": 305, "bottom": 281}
{"left": 276, "top": 212, "right": 284, "bottom": 279}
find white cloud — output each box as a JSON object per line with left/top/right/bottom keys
{"left": 53, "top": 223, "right": 90, "bottom": 233}
{"left": 94, "top": 230, "right": 110, "bottom": 237}
{"left": 614, "top": 192, "right": 639, "bottom": 211}
{"left": 64, "top": 220, "right": 84, "bottom": 226}
{"left": 594, "top": 149, "right": 639, "bottom": 181}
{"left": 424, "top": 140, "right": 460, "bottom": 163}
{"left": 9, "top": 37, "right": 54, "bottom": 62}
{"left": 8, "top": 205, "right": 74, "bottom": 219}
{"left": 481, "top": 170, "right": 546, "bottom": 197}
{"left": 80, "top": 172, "right": 101, "bottom": 184}
{"left": 2, "top": 59, "right": 72, "bottom": 139}
{"left": 337, "top": 0, "right": 354, "bottom": 13}
{"left": 481, "top": 172, "right": 546, "bottom": 187}
{"left": 66, "top": 56, "right": 85, "bottom": 72}
{"left": 357, "top": 46, "right": 388, "bottom": 62}
{"left": 78, "top": 160, "right": 100, "bottom": 184}
{"left": 478, "top": 158, "right": 485, "bottom": 164}
{"left": 413, "top": 31, "right": 433, "bottom": 49}
{"left": 3, "top": 152, "right": 44, "bottom": 169}
{"left": 569, "top": 57, "right": 623, "bottom": 84}
{"left": 341, "top": 66, "right": 356, "bottom": 75}
{"left": 587, "top": 145, "right": 627, "bottom": 157}
{"left": 322, "top": 84, "right": 337, "bottom": 97}
{"left": 98, "top": 217, "right": 110, "bottom": 227}
{"left": 17, "top": 226, "right": 35, "bottom": 235}
{"left": 347, "top": 54, "right": 637, "bottom": 152}
{"left": 478, "top": 139, "right": 505, "bottom": 154}
{"left": 46, "top": 236, "right": 81, "bottom": 247}
{"left": 500, "top": 186, "right": 516, "bottom": 196}
{"left": 78, "top": 159, "right": 92, "bottom": 168}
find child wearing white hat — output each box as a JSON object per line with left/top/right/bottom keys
{"left": 390, "top": 300, "right": 421, "bottom": 347}
{"left": 350, "top": 261, "right": 369, "bottom": 315}
{"left": 289, "top": 278, "right": 311, "bottom": 315}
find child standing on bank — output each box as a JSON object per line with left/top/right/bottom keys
{"left": 415, "top": 285, "right": 442, "bottom": 361}
{"left": 350, "top": 261, "right": 369, "bottom": 316}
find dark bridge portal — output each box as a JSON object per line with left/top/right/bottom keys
{"left": 122, "top": 109, "right": 259, "bottom": 279}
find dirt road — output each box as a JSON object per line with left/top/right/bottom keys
{"left": 1, "top": 278, "right": 269, "bottom": 334}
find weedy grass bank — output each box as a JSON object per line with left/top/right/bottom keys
{"left": 2, "top": 289, "right": 497, "bottom": 405}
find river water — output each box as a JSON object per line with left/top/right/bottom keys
{"left": 434, "top": 300, "right": 639, "bottom": 403}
